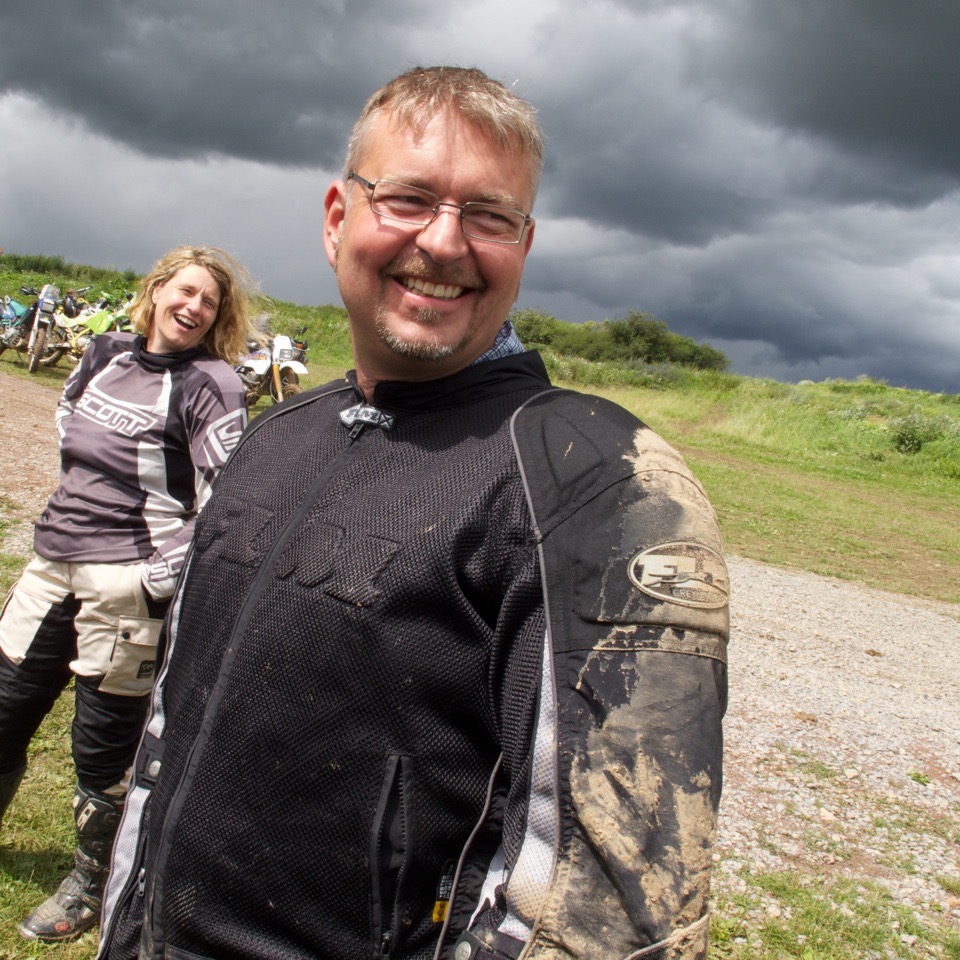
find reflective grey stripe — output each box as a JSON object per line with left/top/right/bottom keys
{"left": 101, "top": 780, "right": 150, "bottom": 920}
{"left": 498, "top": 623, "right": 558, "bottom": 941}
{"left": 97, "top": 557, "right": 189, "bottom": 947}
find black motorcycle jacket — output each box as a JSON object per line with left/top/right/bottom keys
{"left": 98, "top": 351, "right": 729, "bottom": 960}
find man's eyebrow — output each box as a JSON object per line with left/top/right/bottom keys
{"left": 380, "top": 173, "right": 431, "bottom": 190}
{"left": 472, "top": 191, "right": 526, "bottom": 209}
{"left": 382, "top": 174, "right": 526, "bottom": 210}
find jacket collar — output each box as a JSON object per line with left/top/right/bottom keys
{"left": 134, "top": 335, "right": 207, "bottom": 372}
{"left": 351, "top": 351, "right": 552, "bottom": 413}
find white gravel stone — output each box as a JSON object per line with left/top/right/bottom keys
{"left": 717, "top": 556, "right": 960, "bottom": 927}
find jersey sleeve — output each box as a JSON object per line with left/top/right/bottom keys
{"left": 460, "top": 392, "right": 730, "bottom": 960}
{"left": 55, "top": 334, "right": 112, "bottom": 442}
{"left": 140, "top": 366, "right": 247, "bottom": 599}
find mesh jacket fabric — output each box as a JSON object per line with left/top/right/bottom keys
{"left": 99, "top": 350, "right": 730, "bottom": 960}
{"left": 106, "top": 353, "right": 554, "bottom": 960}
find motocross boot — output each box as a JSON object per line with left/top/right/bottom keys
{"left": 18, "top": 784, "right": 124, "bottom": 942}
{"left": 0, "top": 764, "right": 25, "bottom": 824}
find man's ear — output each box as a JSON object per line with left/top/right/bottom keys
{"left": 323, "top": 181, "right": 347, "bottom": 268}
{"left": 521, "top": 219, "right": 535, "bottom": 260}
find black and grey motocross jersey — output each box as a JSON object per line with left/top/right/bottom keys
{"left": 98, "top": 351, "right": 729, "bottom": 960}
{"left": 34, "top": 332, "right": 247, "bottom": 598}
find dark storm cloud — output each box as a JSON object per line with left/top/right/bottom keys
{"left": 525, "top": 0, "right": 960, "bottom": 244}
{"left": 0, "top": 0, "right": 425, "bottom": 167}
{"left": 491, "top": 0, "right": 960, "bottom": 392}
{"left": 2, "top": 0, "right": 959, "bottom": 392}
{"left": 692, "top": 0, "right": 960, "bottom": 188}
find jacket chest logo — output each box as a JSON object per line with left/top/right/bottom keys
{"left": 196, "top": 500, "right": 401, "bottom": 607}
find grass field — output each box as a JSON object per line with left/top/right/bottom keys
{"left": 1, "top": 258, "right": 959, "bottom": 957}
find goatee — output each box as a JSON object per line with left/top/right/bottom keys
{"left": 375, "top": 306, "right": 465, "bottom": 361}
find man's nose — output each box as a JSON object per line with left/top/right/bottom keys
{"left": 416, "top": 203, "right": 470, "bottom": 261}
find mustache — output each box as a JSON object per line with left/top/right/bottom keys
{"left": 385, "top": 256, "right": 485, "bottom": 291}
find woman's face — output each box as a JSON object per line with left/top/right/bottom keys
{"left": 147, "top": 264, "right": 221, "bottom": 354}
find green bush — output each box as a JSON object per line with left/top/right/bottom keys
{"left": 888, "top": 410, "right": 954, "bottom": 454}
{"left": 509, "top": 307, "right": 729, "bottom": 372}
{"left": 509, "top": 307, "right": 567, "bottom": 346}
{"left": 1, "top": 253, "right": 138, "bottom": 306}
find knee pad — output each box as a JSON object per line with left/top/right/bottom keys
{"left": 72, "top": 676, "right": 149, "bottom": 791}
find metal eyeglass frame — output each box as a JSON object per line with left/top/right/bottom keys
{"left": 348, "top": 171, "right": 531, "bottom": 245}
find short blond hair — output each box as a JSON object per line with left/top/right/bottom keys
{"left": 129, "top": 245, "right": 255, "bottom": 364}
{"left": 345, "top": 65, "right": 544, "bottom": 202}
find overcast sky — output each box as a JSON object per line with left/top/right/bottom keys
{"left": 2, "top": 0, "right": 959, "bottom": 392}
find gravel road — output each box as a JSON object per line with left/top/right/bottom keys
{"left": 1, "top": 367, "right": 958, "bottom": 943}
{"left": 719, "top": 556, "right": 960, "bottom": 941}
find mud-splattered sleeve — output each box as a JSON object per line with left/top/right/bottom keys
{"left": 457, "top": 392, "right": 729, "bottom": 960}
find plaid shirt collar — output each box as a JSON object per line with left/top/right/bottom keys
{"left": 472, "top": 320, "right": 525, "bottom": 365}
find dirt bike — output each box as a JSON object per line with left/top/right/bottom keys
{"left": 27, "top": 284, "right": 63, "bottom": 373}
{"left": 61, "top": 286, "right": 92, "bottom": 319}
{"left": 51, "top": 292, "right": 132, "bottom": 364}
{"left": 2, "top": 294, "right": 27, "bottom": 325}
{"left": 29, "top": 286, "right": 95, "bottom": 368}
{"left": 235, "top": 328, "right": 309, "bottom": 405}
{"left": 2, "top": 285, "right": 64, "bottom": 372}
{"left": 0, "top": 290, "right": 35, "bottom": 358}
{"left": 0, "top": 295, "right": 28, "bottom": 351}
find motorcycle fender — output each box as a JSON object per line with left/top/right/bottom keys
{"left": 241, "top": 357, "right": 271, "bottom": 375}
{"left": 29, "top": 318, "right": 52, "bottom": 343}
{"left": 279, "top": 360, "right": 308, "bottom": 375}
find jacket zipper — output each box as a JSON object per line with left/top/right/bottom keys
{"left": 373, "top": 754, "right": 409, "bottom": 959}
{"left": 432, "top": 754, "right": 505, "bottom": 958}
{"left": 146, "top": 386, "right": 364, "bottom": 948}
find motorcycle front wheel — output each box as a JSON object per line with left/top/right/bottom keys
{"left": 270, "top": 370, "right": 302, "bottom": 403}
{"left": 39, "top": 327, "right": 69, "bottom": 367}
{"left": 27, "top": 327, "right": 47, "bottom": 373}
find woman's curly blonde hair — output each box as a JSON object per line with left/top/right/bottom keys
{"left": 128, "top": 245, "right": 256, "bottom": 364}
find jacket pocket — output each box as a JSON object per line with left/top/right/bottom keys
{"left": 371, "top": 754, "right": 411, "bottom": 959}
{"left": 99, "top": 616, "right": 162, "bottom": 696}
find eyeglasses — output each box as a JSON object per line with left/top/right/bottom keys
{"left": 348, "top": 171, "right": 531, "bottom": 245}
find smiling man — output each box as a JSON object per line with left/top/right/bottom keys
{"left": 98, "top": 67, "right": 730, "bottom": 960}
{"left": 325, "top": 105, "right": 535, "bottom": 390}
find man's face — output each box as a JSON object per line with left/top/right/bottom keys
{"left": 323, "top": 108, "right": 536, "bottom": 388}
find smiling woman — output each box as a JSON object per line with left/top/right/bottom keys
{"left": 128, "top": 245, "right": 254, "bottom": 364}
{"left": 0, "top": 244, "right": 254, "bottom": 944}
{"left": 147, "top": 263, "right": 222, "bottom": 354}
